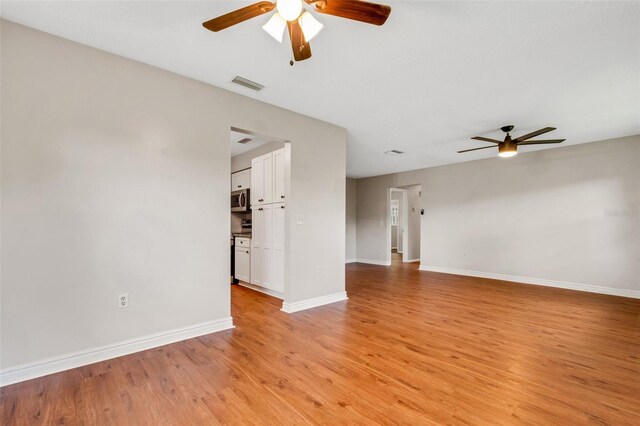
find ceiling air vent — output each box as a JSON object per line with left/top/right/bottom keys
{"left": 231, "top": 76, "right": 264, "bottom": 92}
{"left": 385, "top": 150, "right": 404, "bottom": 155}
{"left": 236, "top": 137, "right": 253, "bottom": 144}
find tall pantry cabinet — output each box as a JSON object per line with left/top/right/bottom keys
{"left": 251, "top": 148, "right": 285, "bottom": 293}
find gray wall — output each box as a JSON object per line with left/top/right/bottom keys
{"left": 346, "top": 178, "right": 357, "bottom": 261}
{"left": 355, "top": 136, "right": 640, "bottom": 294}
{"left": 1, "top": 21, "right": 346, "bottom": 370}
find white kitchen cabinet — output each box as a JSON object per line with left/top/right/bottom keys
{"left": 231, "top": 169, "right": 250, "bottom": 191}
{"left": 235, "top": 245, "right": 251, "bottom": 283}
{"left": 251, "top": 153, "right": 273, "bottom": 206}
{"left": 251, "top": 203, "right": 284, "bottom": 292}
{"left": 250, "top": 147, "right": 286, "bottom": 293}
{"left": 251, "top": 148, "right": 285, "bottom": 206}
{"left": 251, "top": 204, "right": 273, "bottom": 288}
{"left": 271, "top": 203, "right": 285, "bottom": 292}
{"left": 272, "top": 148, "right": 286, "bottom": 202}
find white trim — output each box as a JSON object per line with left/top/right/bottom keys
{"left": 345, "top": 258, "right": 357, "bottom": 264}
{"left": 281, "top": 291, "right": 348, "bottom": 313}
{"left": 0, "top": 317, "right": 234, "bottom": 387}
{"left": 419, "top": 265, "right": 640, "bottom": 299}
{"left": 238, "top": 281, "right": 284, "bottom": 299}
{"left": 355, "top": 258, "right": 392, "bottom": 266}
{"left": 403, "top": 258, "right": 420, "bottom": 263}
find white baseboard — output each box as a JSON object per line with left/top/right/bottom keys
{"left": 238, "top": 281, "right": 284, "bottom": 300}
{"left": 419, "top": 265, "right": 640, "bottom": 299}
{"left": 355, "top": 258, "right": 392, "bottom": 266}
{"left": 403, "top": 258, "right": 420, "bottom": 263}
{"left": 0, "top": 317, "right": 234, "bottom": 387}
{"left": 345, "top": 258, "right": 357, "bottom": 264}
{"left": 281, "top": 291, "right": 348, "bottom": 313}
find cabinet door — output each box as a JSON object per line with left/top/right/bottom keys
{"left": 260, "top": 204, "right": 274, "bottom": 289}
{"left": 240, "top": 169, "right": 251, "bottom": 189}
{"left": 251, "top": 207, "right": 262, "bottom": 285}
{"left": 250, "top": 158, "right": 263, "bottom": 206}
{"left": 235, "top": 247, "right": 250, "bottom": 283}
{"left": 251, "top": 154, "right": 273, "bottom": 206}
{"left": 231, "top": 172, "right": 242, "bottom": 191}
{"left": 261, "top": 154, "right": 273, "bottom": 204}
{"left": 272, "top": 148, "right": 285, "bottom": 203}
{"left": 272, "top": 203, "right": 285, "bottom": 292}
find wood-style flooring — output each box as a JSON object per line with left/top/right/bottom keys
{"left": 2, "top": 254, "right": 639, "bottom": 425}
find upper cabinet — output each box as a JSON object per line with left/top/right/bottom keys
{"left": 273, "top": 148, "right": 286, "bottom": 202}
{"left": 251, "top": 148, "right": 285, "bottom": 207}
{"left": 231, "top": 169, "right": 251, "bottom": 191}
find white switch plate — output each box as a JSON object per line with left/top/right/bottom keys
{"left": 118, "top": 293, "right": 129, "bottom": 309}
{"left": 296, "top": 215, "right": 305, "bottom": 225}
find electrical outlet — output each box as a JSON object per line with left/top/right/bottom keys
{"left": 118, "top": 293, "right": 129, "bottom": 309}
{"left": 317, "top": 266, "right": 323, "bottom": 276}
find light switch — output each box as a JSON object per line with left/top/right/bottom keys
{"left": 296, "top": 215, "right": 305, "bottom": 225}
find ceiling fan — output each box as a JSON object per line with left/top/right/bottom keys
{"left": 459, "top": 125, "right": 566, "bottom": 158}
{"left": 202, "top": 0, "right": 391, "bottom": 63}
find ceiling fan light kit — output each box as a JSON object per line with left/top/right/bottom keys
{"left": 498, "top": 141, "right": 518, "bottom": 158}
{"left": 459, "top": 125, "right": 565, "bottom": 158}
{"left": 262, "top": 13, "right": 287, "bottom": 42}
{"left": 203, "top": 0, "right": 391, "bottom": 62}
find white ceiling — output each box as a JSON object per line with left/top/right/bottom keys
{"left": 2, "top": 1, "right": 639, "bottom": 178}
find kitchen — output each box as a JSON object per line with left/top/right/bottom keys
{"left": 230, "top": 129, "right": 288, "bottom": 299}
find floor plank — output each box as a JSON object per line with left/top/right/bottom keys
{"left": 2, "top": 254, "right": 639, "bottom": 425}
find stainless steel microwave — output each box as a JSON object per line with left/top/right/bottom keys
{"left": 231, "top": 189, "right": 250, "bottom": 213}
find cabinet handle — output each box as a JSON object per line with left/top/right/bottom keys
{"left": 281, "top": 195, "right": 285, "bottom": 199}
{"left": 280, "top": 205, "right": 285, "bottom": 209}
{"left": 246, "top": 250, "right": 249, "bottom": 254}
{"left": 237, "top": 185, "right": 241, "bottom": 188}
{"left": 258, "top": 198, "right": 263, "bottom": 202}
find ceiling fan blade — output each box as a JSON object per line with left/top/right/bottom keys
{"left": 203, "top": 1, "right": 275, "bottom": 32}
{"left": 513, "top": 127, "right": 556, "bottom": 143}
{"left": 471, "top": 136, "right": 502, "bottom": 144}
{"left": 288, "top": 20, "right": 312, "bottom": 61}
{"left": 518, "top": 139, "right": 565, "bottom": 145}
{"left": 457, "top": 146, "right": 496, "bottom": 154}
{"left": 313, "top": 0, "right": 391, "bottom": 26}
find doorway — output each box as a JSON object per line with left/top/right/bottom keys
{"left": 388, "top": 185, "right": 421, "bottom": 264}
{"left": 230, "top": 127, "right": 290, "bottom": 303}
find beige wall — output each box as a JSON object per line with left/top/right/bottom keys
{"left": 346, "top": 178, "right": 357, "bottom": 261}
{"left": 231, "top": 140, "right": 284, "bottom": 173}
{"left": 356, "top": 136, "right": 640, "bottom": 295}
{"left": 1, "top": 21, "right": 346, "bottom": 373}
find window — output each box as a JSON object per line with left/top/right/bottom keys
{"left": 391, "top": 200, "right": 399, "bottom": 226}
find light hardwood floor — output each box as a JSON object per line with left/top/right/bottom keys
{"left": 2, "top": 256, "right": 639, "bottom": 425}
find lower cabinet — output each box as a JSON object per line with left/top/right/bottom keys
{"left": 251, "top": 203, "right": 284, "bottom": 293}
{"left": 234, "top": 238, "right": 251, "bottom": 283}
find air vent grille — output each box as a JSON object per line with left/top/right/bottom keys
{"left": 231, "top": 76, "right": 264, "bottom": 92}
{"left": 236, "top": 137, "right": 253, "bottom": 144}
